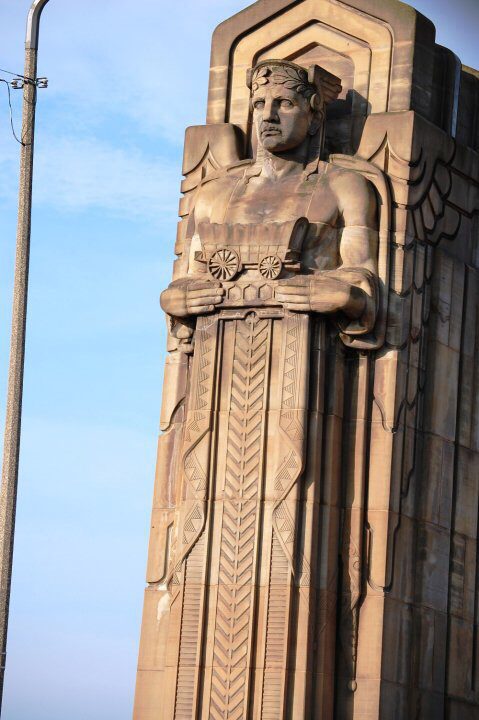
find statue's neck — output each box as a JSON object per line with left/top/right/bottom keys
{"left": 260, "top": 153, "right": 303, "bottom": 180}
{"left": 259, "top": 136, "right": 312, "bottom": 181}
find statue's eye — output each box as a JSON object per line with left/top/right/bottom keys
{"left": 254, "top": 100, "right": 265, "bottom": 110}
{"left": 280, "top": 99, "right": 293, "bottom": 108}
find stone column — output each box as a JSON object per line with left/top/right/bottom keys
{"left": 134, "top": 1, "right": 479, "bottom": 718}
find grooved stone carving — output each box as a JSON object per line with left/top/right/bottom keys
{"left": 210, "top": 314, "right": 269, "bottom": 718}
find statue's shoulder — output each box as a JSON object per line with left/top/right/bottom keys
{"left": 192, "top": 160, "right": 252, "bottom": 221}
{"left": 202, "top": 160, "right": 252, "bottom": 188}
{"left": 322, "top": 160, "right": 377, "bottom": 208}
{"left": 309, "top": 160, "right": 377, "bottom": 224}
{"left": 318, "top": 159, "right": 373, "bottom": 192}
{"left": 195, "top": 160, "right": 251, "bottom": 198}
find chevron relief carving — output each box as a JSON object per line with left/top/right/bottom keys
{"left": 209, "top": 314, "right": 270, "bottom": 720}
{"left": 168, "top": 316, "right": 219, "bottom": 717}
{"left": 168, "top": 316, "right": 218, "bottom": 583}
{"left": 272, "top": 316, "right": 309, "bottom": 582}
{"left": 262, "top": 530, "right": 290, "bottom": 718}
{"left": 282, "top": 315, "right": 302, "bottom": 410}
{"left": 174, "top": 533, "right": 206, "bottom": 719}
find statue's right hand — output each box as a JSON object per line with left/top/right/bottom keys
{"left": 186, "top": 280, "right": 225, "bottom": 315}
{"left": 160, "top": 280, "right": 224, "bottom": 318}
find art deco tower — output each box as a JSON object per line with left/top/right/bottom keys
{"left": 134, "top": 1, "right": 479, "bottom": 718}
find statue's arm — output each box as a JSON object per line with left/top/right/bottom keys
{"left": 276, "top": 171, "right": 378, "bottom": 334}
{"left": 160, "top": 187, "right": 224, "bottom": 319}
{"left": 328, "top": 170, "right": 379, "bottom": 334}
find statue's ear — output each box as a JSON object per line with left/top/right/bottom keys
{"left": 246, "top": 68, "right": 253, "bottom": 90}
{"left": 310, "top": 93, "right": 321, "bottom": 113}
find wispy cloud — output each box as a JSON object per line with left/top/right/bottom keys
{"left": 33, "top": 135, "right": 180, "bottom": 220}
{"left": 22, "top": 0, "right": 247, "bottom": 144}
{"left": 0, "top": 131, "right": 181, "bottom": 222}
{"left": 0, "top": 0, "right": 249, "bottom": 224}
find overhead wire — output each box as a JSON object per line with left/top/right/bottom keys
{"left": 0, "top": 67, "right": 42, "bottom": 146}
{"left": 0, "top": 79, "right": 26, "bottom": 145}
{"left": 0, "top": 67, "right": 35, "bottom": 83}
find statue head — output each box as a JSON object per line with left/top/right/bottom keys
{"left": 247, "top": 60, "right": 323, "bottom": 153}
{"left": 246, "top": 60, "right": 341, "bottom": 177}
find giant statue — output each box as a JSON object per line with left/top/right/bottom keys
{"left": 134, "top": 1, "right": 479, "bottom": 719}
{"left": 157, "top": 58, "right": 380, "bottom": 717}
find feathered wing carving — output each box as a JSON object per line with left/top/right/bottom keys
{"left": 363, "top": 132, "right": 461, "bottom": 596}
{"left": 331, "top": 127, "right": 468, "bottom": 699}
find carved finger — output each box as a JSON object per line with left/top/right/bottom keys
{"left": 277, "top": 278, "right": 309, "bottom": 288}
{"left": 189, "top": 304, "right": 216, "bottom": 315}
{"left": 188, "top": 296, "right": 223, "bottom": 308}
{"left": 190, "top": 281, "right": 221, "bottom": 291}
{"left": 276, "top": 292, "right": 310, "bottom": 304}
{"left": 188, "top": 288, "right": 224, "bottom": 299}
{"left": 275, "top": 285, "right": 309, "bottom": 296}
{"left": 187, "top": 293, "right": 223, "bottom": 303}
{"left": 282, "top": 302, "right": 310, "bottom": 312}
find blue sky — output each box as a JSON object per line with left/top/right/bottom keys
{"left": 0, "top": 1, "right": 477, "bottom": 718}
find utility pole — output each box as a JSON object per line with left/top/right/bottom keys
{"left": 0, "top": 0, "right": 50, "bottom": 709}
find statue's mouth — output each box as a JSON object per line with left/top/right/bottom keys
{"left": 261, "top": 127, "right": 281, "bottom": 137}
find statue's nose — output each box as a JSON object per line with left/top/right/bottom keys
{"left": 263, "top": 98, "right": 279, "bottom": 122}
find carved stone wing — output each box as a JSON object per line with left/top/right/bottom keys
{"left": 174, "top": 123, "right": 246, "bottom": 281}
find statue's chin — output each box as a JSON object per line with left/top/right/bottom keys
{"left": 261, "top": 136, "right": 283, "bottom": 151}
{"left": 261, "top": 137, "right": 298, "bottom": 153}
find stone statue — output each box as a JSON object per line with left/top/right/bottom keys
{"left": 134, "top": 1, "right": 479, "bottom": 718}
{"left": 137, "top": 59, "right": 380, "bottom": 719}
{"left": 160, "top": 61, "right": 378, "bottom": 338}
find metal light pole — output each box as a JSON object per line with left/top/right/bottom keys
{"left": 0, "top": 0, "right": 50, "bottom": 708}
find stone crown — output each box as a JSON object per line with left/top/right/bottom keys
{"left": 249, "top": 60, "right": 317, "bottom": 100}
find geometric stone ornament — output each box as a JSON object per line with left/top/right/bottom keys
{"left": 134, "top": 1, "right": 479, "bottom": 718}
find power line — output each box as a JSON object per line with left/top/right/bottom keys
{"left": 0, "top": 68, "right": 48, "bottom": 88}
{"left": 0, "top": 79, "right": 26, "bottom": 145}
{"left": 0, "top": 67, "right": 35, "bottom": 83}
{"left": 0, "top": 68, "right": 48, "bottom": 145}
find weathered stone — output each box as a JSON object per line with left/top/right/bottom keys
{"left": 133, "top": 0, "right": 479, "bottom": 717}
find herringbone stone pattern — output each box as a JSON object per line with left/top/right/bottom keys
{"left": 209, "top": 315, "right": 270, "bottom": 719}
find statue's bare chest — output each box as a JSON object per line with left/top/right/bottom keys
{"left": 195, "top": 172, "right": 339, "bottom": 285}
{"left": 203, "top": 171, "right": 338, "bottom": 228}
{"left": 224, "top": 177, "right": 314, "bottom": 224}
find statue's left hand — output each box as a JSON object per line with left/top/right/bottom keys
{"left": 275, "top": 275, "right": 366, "bottom": 318}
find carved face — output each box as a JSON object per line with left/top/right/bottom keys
{"left": 252, "top": 84, "right": 314, "bottom": 153}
